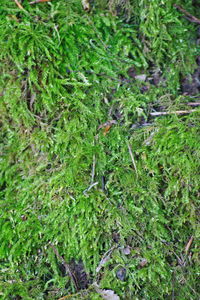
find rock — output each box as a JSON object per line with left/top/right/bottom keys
{"left": 116, "top": 267, "right": 126, "bottom": 281}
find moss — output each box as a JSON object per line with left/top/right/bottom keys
{"left": 0, "top": 0, "right": 199, "bottom": 299}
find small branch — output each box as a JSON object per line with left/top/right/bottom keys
{"left": 187, "top": 102, "right": 200, "bottom": 107}
{"left": 174, "top": 4, "right": 200, "bottom": 25}
{"left": 185, "top": 236, "right": 194, "bottom": 254}
{"left": 83, "top": 182, "right": 98, "bottom": 195}
{"left": 127, "top": 142, "right": 138, "bottom": 177}
{"left": 150, "top": 109, "right": 197, "bottom": 117}
{"left": 30, "top": 0, "right": 51, "bottom": 4}
{"left": 14, "top": 0, "right": 24, "bottom": 10}
{"left": 50, "top": 244, "right": 79, "bottom": 291}
{"left": 91, "top": 155, "right": 96, "bottom": 184}
{"left": 96, "top": 245, "right": 116, "bottom": 273}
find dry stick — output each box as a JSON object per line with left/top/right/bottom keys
{"left": 185, "top": 236, "right": 194, "bottom": 254}
{"left": 174, "top": 4, "right": 200, "bottom": 25}
{"left": 127, "top": 142, "right": 138, "bottom": 178}
{"left": 58, "top": 293, "right": 81, "bottom": 300}
{"left": 187, "top": 102, "right": 200, "bottom": 107}
{"left": 96, "top": 245, "right": 116, "bottom": 273}
{"left": 150, "top": 109, "right": 197, "bottom": 117}
{"left": 50, "top": 244, "right": 79, "bottom": 291}
{"left": 91, "top": 155, "right": 96, "bottom": 184}
{"left": 14, "top": 0, "right": 24, "bottom": 9}
{"left": 30, "top": 0, "right": 51, "bottom": 4}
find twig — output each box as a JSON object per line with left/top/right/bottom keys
{"left": 185, "top": 236, "right": 194, "bottom": 254}
{"left": 174, "top": 4, "right": 200, "bottom": 25}
{"left": 14, "top": 0, "right": 24, "bottom": 10}
{"left": 127, "top": 142, "right": 138, "bottom": 177}
{"left": 187, "top": 102, "right": 200, "bottom": 107}
{"left": 30, "top": 0, "right": 51, "bottom": 4}
{"left": 96, "top": 245, "right": 117, "bottom": 273}
{"left": 50, "top": 244, "right": 79, "bottom": 291}
{"left": 58, "top": 293, "right": 81, "bottom": 300}
{"left": 91, "top": 155, "right": 96, "bottom": 184}
{"left": 83, "top": 182, "right": 98, "bottom": 195}
{"left": 150, "top": 109, "right": 196, "bottom": 117}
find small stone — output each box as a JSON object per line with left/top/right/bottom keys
{"left": 122, "top": 246, "right": 131, "bottom": 255}
{"left": 139, "top": 258, "right": 148, "bottom": 267}
{"left": 116, "top": 267, "right": 126, "bottom": 281}
{"left": 135, "top": 74, "right": 147, "bottom": 82}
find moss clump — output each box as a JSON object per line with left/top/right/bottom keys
{"left": 0, "top": 0, "right": 199, "bottom": 299}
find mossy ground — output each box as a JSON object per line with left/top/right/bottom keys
{"left": 0, "top": 0, "right": 199, "bottom": 299}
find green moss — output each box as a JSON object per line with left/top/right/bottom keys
{"left": 0, "top": 0, "right": 199, "bottom": 299}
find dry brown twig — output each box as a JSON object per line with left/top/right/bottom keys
{"left": 14, "top": 0, "right": 24, "bottom": 9}
{"left": 150, "top": 109, "right": 197, "bottom": 117}
{"left": 187, "top": 102, "right": 200, "bottom": 107}
{"left": 30, "top": 0, "right": 51, "bottom": 4}
{"left": 174, "top": 4, "right": 200, "bottom": 25}
{"left": 50, "top": 244, "right": 79, "bottom": 291}
{"left": 185, "top": 236, "right": 194, "bottom": 254}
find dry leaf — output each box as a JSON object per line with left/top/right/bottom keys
{"left": 82, "top": 0, "right": 90, "bottom": 11}
{"left": 93, "top": 284, "right": 120, "bottom": 300}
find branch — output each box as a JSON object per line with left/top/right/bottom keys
{"left": 50, "top": 244, "right": 79, "bottom": 291}
{"left": 187, "top": 102, "right": 200, "bottom": 107}
{"left": 174, "top": 4, "right": 200, "bottom": 25}
{"left": 150, "top": 109, "right": 197, "bottom": 117}
{"left": 30, "top": 0, "right": 51, "bottom": 4}
{"left": 127, "top": 142, "right": 138, "bottom": 177}
{"left": 14, "top": 0, "right": 24, "bottom": 10}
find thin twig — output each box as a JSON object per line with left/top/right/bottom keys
{"left": 14, "top": 0, "right": 24, "bottom": 10}
{"left": 91, "top": 155, "right": 96, "bottom": 184}
{"left": 174, "top": 4, "right": 200, "bottom": 25}
{"left": 50, "top": 244, "right": 79, "bottom": 291}
{"left": 127, "top": 142, "right": 138, "bottom": 177}
{"left": 30, "top": 0, "right": 51, "bottom": 4}
{"left": 96, "top": 245, "right": 117, "bottom": 273}
{"left": 150, "top": 109, "right": 196, "bottom": 117}
{"left": 185, "top": 236, "right": 194, "bottom": 254}
{"left": 83, "top": 182, "right": 98, "bottom": 195}
{"left": 58, "top": 293, "right": 81, "bottom": 300}
{"left": 187, "top": 102, "right": 200, "bottom": 107}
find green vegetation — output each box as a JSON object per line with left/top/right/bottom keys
{"left": 0, "top": 0, "right": 199, "bottom": 299}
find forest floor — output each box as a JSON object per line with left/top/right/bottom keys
{"left": 0, "top": 0, "right": 199, "bottom": 299}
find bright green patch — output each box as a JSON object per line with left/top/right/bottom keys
{"left": 0, "top": 0, "right": 199, "bottom": 299}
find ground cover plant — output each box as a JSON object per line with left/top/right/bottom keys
{"left": 0, "top": 0, "right": 199, "bottom": 299}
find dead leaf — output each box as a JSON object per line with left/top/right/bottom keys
{"left": 82, "top": 0, "right": 90, "bottom": 11}
{"left": 98, "top": 120, "right": 117, "bottom": 130}
{"left": 93, "top": 283, "right": 120, "bottom": 300}
{"left": 103, "top": 125, "right": 112, "bottom": 136}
